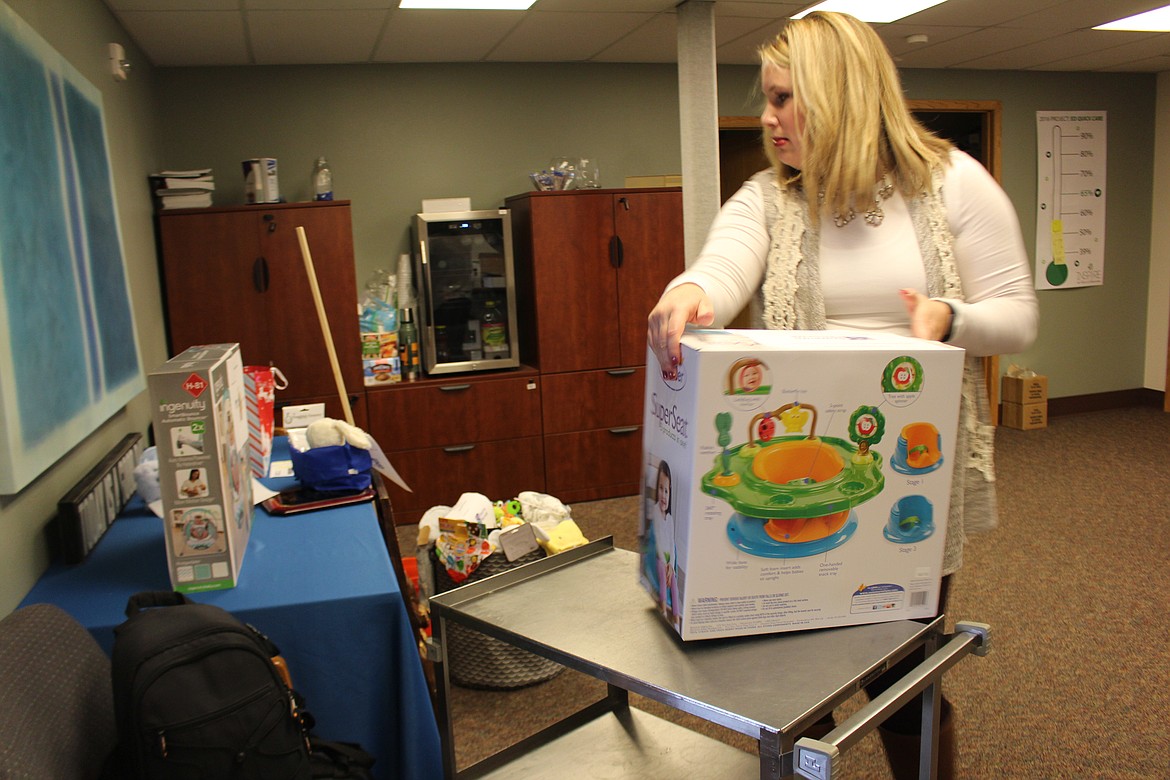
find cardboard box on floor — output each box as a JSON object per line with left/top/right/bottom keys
{"left": 1001, "top": 373, "right": 1048, "bottom": 430}
{"left": 1002, "top": 401, "right": 1048, "bottom": 430}
{"left": 1001, "top": 374, "right": 1047, "bottom": 404}
{"left": 639, "top": 330, "right": 965, "bottom": 641}
{"left": 149, "top": 343, "right": 254, "bottom": 592}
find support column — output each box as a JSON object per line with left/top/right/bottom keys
{"left": 676, "top": 0, "right": 721, "bottom": 267}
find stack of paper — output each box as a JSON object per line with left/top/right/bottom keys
{"left": 150, "top": 168, "right": 215, "bottom": 210}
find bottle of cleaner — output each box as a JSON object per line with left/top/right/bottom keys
{"left": 312, "top": 157, "right": 333, "bottom": 201}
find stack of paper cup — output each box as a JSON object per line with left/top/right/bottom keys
{"left": 396, "top": 253, "right": 415, "bottom": 311}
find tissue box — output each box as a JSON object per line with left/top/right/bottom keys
{"left": 149, "top": 343, "right": 253, "bottom": 592}
{"left": 639, "top": 330, "right": 965, "bottom": 641}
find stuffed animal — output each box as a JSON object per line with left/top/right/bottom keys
{"left": 305, "top": 418, "right": 372, "bottom": 450}
{"left": 493, "top": 498, "right": 525, "bottom": 528}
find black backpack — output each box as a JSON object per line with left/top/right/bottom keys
{"left": 108, "top": 591, "right": 312, "bottom": 780}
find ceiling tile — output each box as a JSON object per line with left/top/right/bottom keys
{"left": 116, "top": 10, "right": 250, "bottom": 66}
{"left": 893, "top": 25, "right": 1053, "bottom": 68}
{"left": 714, "top": 18, "right": 791, "bottom": 65}
{"left": 896, "top": 0, "right": 1064, "bottom": 27}
{"left": 247, "top": 10, "right": 387, "bottom": 64}
{"left": 714, "top": 2, "right": 807, "bottom": 20}
{"left": 529, "top": 0, "right": 676, "bottom": 10}
{"left": 957, "top": 29, "right": 1157, "bottom": 69}
{"left": 1030, "top": 31, "right": 1170, "bottom": 70}
{"left": 487, "top": 10, "right": 656, "bottom": 61}
{"left": 715, "top": 15, "right": 789, "bottom": 47}
{"left": 878, "top": 24, "right": 982, "bottom": 59}
{"left": 591, "top": 13, "right": 676, "bottom": 63}
{"left": 997, "top": 0, "right": 1170, "bottom": 29}
{"left": 245, "top": 0, "right": 392, "bottom": 8}
{"left": 374, "top": 9, "right": 524, "bottom": 62}
{"left": 106, "top": 0, "right": 237, "bottom": 9}
{"left": 1097, "top": 55, "right": 1170, "bottom": 72}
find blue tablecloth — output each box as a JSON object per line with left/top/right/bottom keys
{"left": 20, "top": 441, "right": 442, "bottom": 780}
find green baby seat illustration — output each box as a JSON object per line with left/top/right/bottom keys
{"left": 703, "top": 402, "right": 886, "bottom": 558}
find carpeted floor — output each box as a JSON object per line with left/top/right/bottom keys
{"left": 401, "top": 406, "right": 1170, "bottom": 778}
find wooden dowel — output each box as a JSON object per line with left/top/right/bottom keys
{"left": 295, "top": 225, "right": 354, "bottom": 427}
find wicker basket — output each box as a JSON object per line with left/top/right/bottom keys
{"left": 432, "top": 547, "right": 564, "bottom": 690}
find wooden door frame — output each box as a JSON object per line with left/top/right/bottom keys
{"left": 719, "top": 100, "right": 1004, "bottom": 423}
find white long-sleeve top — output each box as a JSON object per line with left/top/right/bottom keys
{"left": 672, "top": 150, "right": 1038, "bottom": 357}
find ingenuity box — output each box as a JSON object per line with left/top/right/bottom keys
{"left": 149, "top": 343, "right": 254, "bottom": 592}
{"left": 639, "top": 330, "right": 965, "bottom": 641}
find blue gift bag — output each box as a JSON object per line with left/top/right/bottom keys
{"left": 290, "top": 444, "right": 372, "bottom": 493}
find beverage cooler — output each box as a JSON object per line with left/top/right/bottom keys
{"left": 412, "top": 209, "right": 520, "bottom": 376}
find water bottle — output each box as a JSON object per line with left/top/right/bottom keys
{"left": 312, "top": 156, "right": 333, "bottom": 201}
{"left": 481, "top": 301, "right": 507, "bottom": 350}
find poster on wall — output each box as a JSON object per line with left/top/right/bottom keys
{"left": 1034, "top": 110, "right": 1107, "bottom": 290}
{"left": 0, "top": 2, "right": 144, "bottom": 494}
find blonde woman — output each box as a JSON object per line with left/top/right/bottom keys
{"left": 647, "top": 11, "right": 1037, "bottom": 778}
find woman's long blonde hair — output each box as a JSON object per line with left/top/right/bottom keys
{"left": 759, "top": 11, "right": 952, "bottom": 225}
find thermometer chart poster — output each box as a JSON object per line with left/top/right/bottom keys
{"left": 1035, "top": 111, "right": 1106, "bottom": 290}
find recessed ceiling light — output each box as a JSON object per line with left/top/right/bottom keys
{"left": 399, "top": 0, "right": 535, "bottom": 9}
{"left": 792, "top": 0, "right": 949, "bottom": 24}
{"left": 1093, "top": 4, "right": 1170, "bottom": 31}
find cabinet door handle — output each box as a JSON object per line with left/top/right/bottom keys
{"left": 618, "top": 196, "right": 630, "bottom": 211}
{"left": 443, "top": 444, "right": 476, "bottom": 453}
{"left": 438, "top": 384, "right": 471, "bottom": 393}
{"left": 609, "top": 235, "right": 623, "bottom": 268}
{"left": 252, "top": 257, "right": 270, "bottom": 292}
{"left": 606, "top": 368, "right": 636, "bottom": 377}
{"left": 608, "top": 426, "right": 639, "bottom": 435}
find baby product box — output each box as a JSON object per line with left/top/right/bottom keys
{"left": 149, "top": 343, "right": 254, "bottom": 592}
{"left": 639, "top": 330, "right": 965, "bottom": 641}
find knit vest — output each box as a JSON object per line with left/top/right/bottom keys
{"left": 750, "top": 168, "right": 997, "bottom": 575}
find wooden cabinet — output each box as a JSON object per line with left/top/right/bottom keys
{"left": 508, "top": 189, "right": 684, "bottom": 374}
{"left": 507, "top": 188, "right": 684, "bottom": 502}
{"left": 156, "top": 201, "right": 362, "bottom": 407}
{"left": 366, "top": 368, "right": 544, "bottom": 522}
{"left": 540, "top": 367, "right": 645, "bottom": 502}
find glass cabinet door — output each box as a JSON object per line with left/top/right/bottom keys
{"left": 413, "top": 210, "right": 519, "bottom": 376}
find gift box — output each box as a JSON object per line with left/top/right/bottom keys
{"left": 640, "top": 330, "right": 965, "bottom": 641}
{"left": 243, "top": 365, "right": 277, "bottom": 478}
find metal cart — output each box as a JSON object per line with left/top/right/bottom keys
{"left": 430, "top": 538, "right": 989, "bottom": 779}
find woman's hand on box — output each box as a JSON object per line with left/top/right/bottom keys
{"left": 647, "top": 283, "right": 714, "bottom": 380}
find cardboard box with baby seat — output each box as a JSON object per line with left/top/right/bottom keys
{"left": 640, "top": 329, "right": 965, "bottom": 640}
{"left": 148, "top": 343, "right": 253, "bottom": 592}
